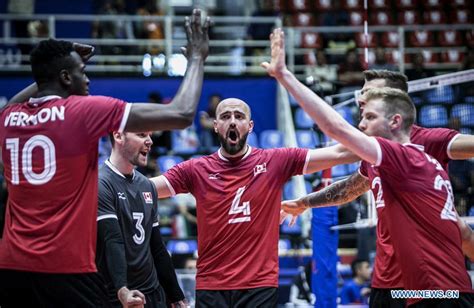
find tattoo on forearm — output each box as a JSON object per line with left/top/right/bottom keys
{"left": 304, "top": 173, "right": 369, "bottom": 207}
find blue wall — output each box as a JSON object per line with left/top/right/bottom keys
{"left": 0, "top": 77, "right": 278, "bottom": 133}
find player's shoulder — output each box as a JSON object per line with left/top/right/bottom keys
{"left": 410, "top": 125, "right": 457, "bottom": 142}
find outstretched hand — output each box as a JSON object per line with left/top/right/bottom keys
{"left": 261, "top": 28, "right": 287, "bottom": 79}
{"left": 73, "top": 43, "right": 95, "bottom": 62}
{"left": 181, "top": 9, "right": 211, "bottom": 60}
{"left": 280, "top": 198, "right": 308, "bottom": 227}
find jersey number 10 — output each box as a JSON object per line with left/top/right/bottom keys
{"left": 6, "top": 135, "right": 56, "bottom": 185}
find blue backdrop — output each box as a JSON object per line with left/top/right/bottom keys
{"left": 0, "top": 77, "right": 277, "bottom": 134}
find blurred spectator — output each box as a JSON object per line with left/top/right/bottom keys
{"left": 92, "top": 0, "right": 134, "bottom": 60}
{"left": 175, "top": 194, "right": 197, "bottom": 238}
{"left": 245, "top": 0, "right": 278, "bottom": 63}
{"left": 339, "top": 259, "right": 371, "bottom": 305}
{"left": 27, "top": 20, "right": 49, "bottom": 39}
{"left": 405, "top": 52, "right": 434, "bottom": 81}
{"left": 369, "top": 47, "right": 397, "bottom": 71}
{"left": 148, "top": 91, "right": 172, "bottom": 154}
{"left": 288, "top": 262, "right": 316, "bottom": 306}
{"left": 305, "top": 50, "right": 338, "bottom": 95}
{"left": 199, "top": 94, "right": 222, "bottom": 153}
{"left": 135, "top": 1, "right": 165, "bottom": 55}
{"left": 338, "top": 49, "right": 365, "bottom": 92}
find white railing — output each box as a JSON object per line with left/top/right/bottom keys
{"left": 0, "top": 14, "right": 471, "bottom": 77}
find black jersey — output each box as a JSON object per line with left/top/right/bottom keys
{"left": 96, "top": 160, "right": 160, "bottom": 299}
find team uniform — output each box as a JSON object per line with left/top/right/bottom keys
{"left": 359, "top": 137, "right": 473, "bottom": 307}
{"left": 163, "top": 146, "right": 309, "bottom": 307}
{"left": 0, "top": 95, "right": 130, "bottom": 307}
{"left": 369, "top": 125, "right": 461, "bottom": 308}
{"left": 97, "top": 160, "right": 184, "bottom": 307}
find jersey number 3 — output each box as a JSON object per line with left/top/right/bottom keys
{"left": 6, "top": 135, "right": 56, "bottom": 185}
{"left": 228, "top": 186, "right": 251, "bottom": 224}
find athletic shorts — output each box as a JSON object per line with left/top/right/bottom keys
{"left": 196, "top": 287, "right": 278, "bottom": 308}
{"left": 369, "top": 287, "right": 406, "bottom": 308}
{"left": 0, "top": 269, "right": 109, "bottom": 308}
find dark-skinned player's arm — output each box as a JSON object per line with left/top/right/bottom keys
{"left": 125, "top": 9, "right": 211, "bottom": 132}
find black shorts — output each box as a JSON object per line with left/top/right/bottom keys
{"left": 0, "top": 269, "right": 109, "bottom": 308}
{"left": 369, "top": 288, "right": 406, "bottom": 308}
{"left": 409, "top": 293, "right": 474, "bottom": 308}
{"left": 196, "top": 287, "right": 278, "bottom": 308}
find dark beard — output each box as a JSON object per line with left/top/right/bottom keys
{"left": 218, "top": 132, "right": 249, "bottom": 155}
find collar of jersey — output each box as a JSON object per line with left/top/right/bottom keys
{"left": 403, "top": 143, "right": 425, "bottom": 152}
{"left": 218, "top": 145, "right": 252, "bottom": 162}
{"left": 105, "top": 159, "right": 136, "bottom": 180}
{"left": 28, "top": 95, "right": 62, "bottom": 105}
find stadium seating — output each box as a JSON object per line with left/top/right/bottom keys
{"left": 398, "top": 10, "right": 421, "bottom": 25}
{"left": 419, "top": 105, "right": 449, "bottom": 127}
{"left": 166, "top": 240, "right": 198, "bottom": 255}
{"left": 260, "top": 130, "right": 284, "bottom": 148}
{"left": 296, "top": 130, "right": 319, "bottom": 148}
{"left": 423, "top": 10, "right": 447, "bottom": 24}
{"left": 451, "top": 104, "right": 474, "bottom": 127}
{"left": 409, "top": 30, "right": 435, "bottom": 47}
{"left": 157, "top": 155, "right": 184, "bottom": 173}
{"left": 295, "top": 107, "right": 314, "bottom": 129}
{"left": 425, "top": 86, "right": 454, "bottom": 104}
{"left": 301, "top": 32, "right": 323, "bottom": 49}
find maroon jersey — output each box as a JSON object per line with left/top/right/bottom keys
{"left": 163, "top": 147, "right": 309, "bottom": 290}
{"left": 410, "top": 125, "right": 459, "bottom": 170}
{"left": 365, "top": 125, "right": 460, "bottom": 289}
{"left": 360, "top": 137, "right": 471, "bottom": 301}
{"left": 0, "top": 95, "right": 129, "bottom": 273}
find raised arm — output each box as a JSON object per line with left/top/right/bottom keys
{"left": 125, "top": 9, "right": 210, "bottom": 132}
{"left": 281, "top": 172, "right": 369, "bottom": 217}
{"left": 449, "top": 134, "right": 474, "bottom": 160}
{"left": 262, "top": 29, "right": 378, "bottom": 165}
{"left": 305, "top": 144, "right": 360, "bottom": 174}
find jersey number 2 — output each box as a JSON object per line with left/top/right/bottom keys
{"left": 228, "top": 186, "right": 251, "bottom": 224}
{"left": 6, "top": 135, "right": 56, "bottom": 185}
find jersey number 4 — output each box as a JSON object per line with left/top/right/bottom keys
{"left": 6, "top": 135, "right": 56, "bottom": 185}
{"left": 228, "top": 186, "right": 251, "bottom": 224}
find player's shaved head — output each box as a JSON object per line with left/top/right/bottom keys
{"left": 216, "top": 98, "right": 252, "bottom": 119}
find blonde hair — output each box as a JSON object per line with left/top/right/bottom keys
{"left": 364, "top": 87, "right": 416, "bottom": 133}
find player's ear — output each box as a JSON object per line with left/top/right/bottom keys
{"left": 248, "top": 120, "right": 254, "bottom": 133}
{"left": 213, "top": 119, "right": 218, "bottom": 133}
{"left": 113, "top": 131, "right": 123, "bottom": 144}
{"left": 59, "top": 69, "right": 71, "bottom": 86}
{"left": 390, "top": 114, "right": 402, "bottom": 130}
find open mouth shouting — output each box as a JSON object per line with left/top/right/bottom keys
{"left": 227, "top": 129, "right": 239, "bottom": 145}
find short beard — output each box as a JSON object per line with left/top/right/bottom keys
{"left": 218, "top": 132, "right": 249, "bottom": 155}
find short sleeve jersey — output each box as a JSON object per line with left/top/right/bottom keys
{"left": 0, "top": 95, "right": 130, "bottom": 273}
{"left": 360, "top": 137, "right": 471, "bottom": 301}
{"left": 96, "top": 161, "right": 159, "bottom": 299}
{"left": 365, "top": 125, "right": 459, "bottom": 289}
{"left": 163, "top": 147, "right": 309, "bottom": 290}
